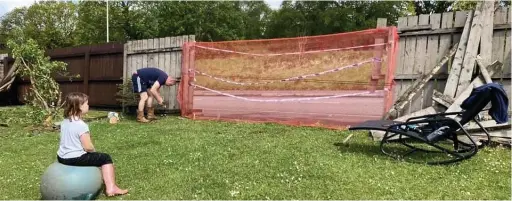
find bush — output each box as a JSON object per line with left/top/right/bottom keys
{"left": 116, "top": 78, "right": 138, "bottom": 113}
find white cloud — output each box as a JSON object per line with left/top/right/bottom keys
{"left": 0, "top": 0, "right": 37, "bottom": 17}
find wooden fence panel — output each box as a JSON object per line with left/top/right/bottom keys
{"left": 393, "top": 7, "right": 511, "bottom": 116}
{"left": 124, "top": 35, "right": 195, "bottom": 111}
{"left": 423, "top": 13, "right": 442, "bottom": 109}
{"left": 7, "top": 43, "right": 125, "bottom": 107}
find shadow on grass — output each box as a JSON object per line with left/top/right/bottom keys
{"left": 332, "top": 139, "right": 471, "bottom": 166}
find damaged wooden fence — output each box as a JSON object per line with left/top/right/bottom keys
{"left": 376, "top": 4, "right": 511, "bottom": 145}
{"left": 391, "top": 6, "right": 510, "bottom": 117}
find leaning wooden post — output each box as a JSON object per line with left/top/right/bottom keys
{"left": 369, "top": 18, "right": 387, "bottom": 92}
{"left": 383, "top": 26, "right": 398, "bottom": 117}
{"left": 180, "top": 42, "right": 190, "bottom": 117}
{"left": 188, "top": 43, "right": 196, "bottom": 119}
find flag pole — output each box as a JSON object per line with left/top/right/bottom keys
{"left": 106, "top": 0, "right": 109, "bottom": 42}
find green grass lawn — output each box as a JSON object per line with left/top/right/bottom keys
{"left": 0, "top": 106, "right": 510, "bottom": 200}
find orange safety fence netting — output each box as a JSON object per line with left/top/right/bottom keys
{"left": 178, "top": 27, "right": 399, "bottom": 130}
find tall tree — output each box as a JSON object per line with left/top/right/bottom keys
{"left": 20, "top": 1, "right": 77, "bottom": 49}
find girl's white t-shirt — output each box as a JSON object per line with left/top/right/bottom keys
{"left": 57, "top": 119, "right": 89, "bottom": 159}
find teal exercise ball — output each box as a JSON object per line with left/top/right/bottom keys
{"left": 40, "top": 162, "right": 103, "bottom": 200}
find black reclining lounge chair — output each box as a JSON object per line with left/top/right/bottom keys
{"left": 348, "top": 83, "right": 509, "bottom": 165}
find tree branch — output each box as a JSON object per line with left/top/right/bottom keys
{"left": 20, "top": 58, "right": 50, "bottom": 112}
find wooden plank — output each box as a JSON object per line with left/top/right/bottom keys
{"left": 398, "top": 23, "right": 510, "bottom": 37}
{"left": 164, "top": 37, "right": 172, "bottom": 109}
{"left": 438, "top": 12, "right": 452, "bottom": 74}
{"left": 135, "top": 40, "right": 142, "bottom": 72}
{"left": 376, "top": 18, "right": 387, "bottom": 27}
{"left": 432, "top": 90, "right": 454, "bottom": 108}
{"left": 479, "top": 1, "right": 495, "bottom": 65}
{"left": 142, "top": 39, "right": 148, "bottom": 68}
{"left": 403, "top": 16, "right": 418, "bottom": 115}
{"left": 398, "top": 24, "right": 432, "bottom": 32}
{"left": 158, "top": 38, "right": 165, "bottom": 75}
{"left": 384, "top": 43, "right": 458, "bottom": 120}
{"left": 444, "top": 10, "right": 473, "bottom": 98}
{"left": 446, "top": 60, "right": 503, "bottom": 113}
{"left": 465, "top": 120, "right": 511, "bottom": 132}
{"left": 393, "top": 17, "right": 408, "bottom": 112}
{"left": 503, "top": 7, "right": 511, "bottom": 78}
{"left": 492, "top": 7, "right": 508, "bottom": 79}
{"left": 394, "top": 74, "right": 449, "bottom": 80}
{"left": 452, "top": 10, "right": 468, "bottom": 49}
{"left": 154, "top": 37, "right": 166, "bottom": 109}
{"left": 176, "top": 35, "right": 186, "bottom": 108}
{"left": 412, "top": 14, "right": 429, "bottom": 111}
{"left": 125, "top": 47, "right": 183, "bottom": 55}
{"left": 178, "top": 35, "right": 189, "bottom": 110}
{"left": 470, "top": 129, "right": 512, "bottom": 138}
{"left": 369, "top": 18, "right": 387, "bottom": 92}
{"left": 188, "top": 40, "right": 196, "bottom": 117}
{"left": 476, "top": 55, "right": 493, "bottom": 83}
{"left": 456, "top": 2, "right": 486, "bottom": 97}
{"left": 170, "top": 37, "right": 177, "bottom": 110}
{"left": 423, "top": 13, "right": 442, "bottom": 108}
{"left": 147, "top": 38, "right": 155, "bottom": 68}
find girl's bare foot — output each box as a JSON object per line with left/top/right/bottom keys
{"left": 106, "top": 186, "right": 128, "bottom": 197}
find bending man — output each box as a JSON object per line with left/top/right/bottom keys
{"left": 131, "top": 67, "right": 176, "bottom": 123}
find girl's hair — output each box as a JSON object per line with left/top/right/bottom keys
{"left": 63, "top": 92, "right": 89, "bottom": 120}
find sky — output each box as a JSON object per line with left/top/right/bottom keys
{"left": 0, "top": 0, "right": 284, "bottom": 17}
{"left": 0, "top": 0, "right": 37, "bottom": 17}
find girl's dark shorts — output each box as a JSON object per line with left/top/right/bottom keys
{"left": 57, "top": 152, "right": 113, "bottom": 167}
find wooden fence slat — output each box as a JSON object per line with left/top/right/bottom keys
{"left": 412, "top": 14, "right": 429, "bottom": 110}
{"left": 161, "top": 37, "right": 170, "bottom": 109}
{"left": 403, "top": 15, "right": 418, "bottom": 115}
{"left": 135, "top": 40, "right": 142, "bottom": 71}
{"left": 479, "top": 1, "right": 494, "bottom": 65}
{"left": 147, "top": 38, "right": 155, "bottom": 67}
{"left": 492, "top": 7, "right": 507, "bottom": 79}
{"left": 503, "top": 7, "right": 511, "bottom": 77}
{"left": 439, "top": 12, "right": 453, "bottom": 73}
{"left": 394, "top": 17, "right": 408, "bottom": 117}
{"left": 158, "top": 38, "right": 165, "bottom": 73}
{"left": 176, "top": 35, "right": 184, "bottom": 109}
{"left": 170, "top": 37, "right": 178, "bottom": 109}
{"left": 391, "top": 6, "right": 510, "bottom": 120}
{"left": 142, "top": 39, "right": 148, "bottom": 68}
{"left": 424, "top": 13, "right": 442, "bottom": 108}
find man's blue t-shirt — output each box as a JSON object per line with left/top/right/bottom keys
{"left": 136, "top": 67, "right": 168, "bottom": 87}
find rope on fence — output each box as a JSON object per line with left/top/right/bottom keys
{"left": 194, "top": 58, "right": 382, "bottom": 86}
{"left": 193, "top": 42, "right": 390, "bottom": 57}
{"left": 191, "top": 84, "right": 387, "bottom": 102}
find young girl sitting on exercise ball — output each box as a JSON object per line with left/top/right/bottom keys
{"left": 56, "top": 92, "right": 128, "bottom": 197}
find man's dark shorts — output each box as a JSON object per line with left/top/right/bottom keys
{"left": 132, "top": 73, "right": 149, "bottom": 93}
